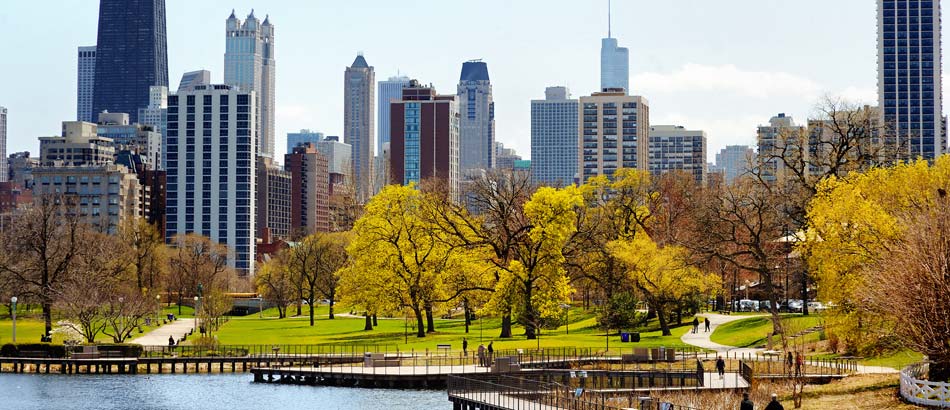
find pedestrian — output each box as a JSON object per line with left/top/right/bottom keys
{"left": 795, "top": 352, "right": 803, "bottom": 377}
{"left": 168, "top": 335, "right": 175, "bottom": 347}
{"left": 477, "top": 344, "right": 486, "bottom": 367}
{"left": 462, "top": 338, "right": 468, "bottom": 357}
{"left": 740, "top": 392, "right": 754, "bottom": 410}
{"left": 692, "top": 317, "right": 700, "bottom": 334}
{"left": 487, "top": 341, "right": 494, "bottom": 366}
{"left": 704, "top": 317, "right": 711, "bottom": 332}
{"left": 764, "top": 393, "right": 784, "bottom": 410}
{"left": 716, "top": 355, "right": 726, "bottom": 379}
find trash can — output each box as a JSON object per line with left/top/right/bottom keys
{"left": 631, "top": 333, "right": 641, "bottom": 343}
{"left": 167, "top": 313, "right": 174, "bottom": 321}
{"left": 621, "top": 333, "right": 630, "bottom": 343}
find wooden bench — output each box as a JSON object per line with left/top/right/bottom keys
{"left": 436, "top": 344, "right": 451, "bottom": 351}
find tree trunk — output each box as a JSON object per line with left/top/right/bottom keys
{"left": 372, "top": 314, "right": 377, "bottom": 326}
{"left": 931, "top": 360, "right": 950, "bottom": 383}
{"left": 800, "top": 271, "right": 809, "bottom": 316}
{"left": 42, "top": 294, "right": 52, "bottom": 338}
{"left": 296, "top": 291, "right": 303, "bottom": 317}
{"left": 364, "top": 313, "right": 373, "bottom": 331}
{"left": 308, "top": 298, "right": 315, "bottom": 326}
{"left": 524, "top": 282, "right": 536, "bottom": 340}
{"left": 414, "top": 308, "right": 425, "bottom": 338}
{"left": 425, "top": 304, "right": 435, "bottom": 333}
{"left": 656, "top": 303, "right": 672, "bottom": 336}
{"left": 328, "top": 299, "right": 335, "bottom": 320}
{"left": 463, "top": 300, "right": 471, "bottom": 334}
{"left": 500, "top": 312, "right": 512, "bottom": 338}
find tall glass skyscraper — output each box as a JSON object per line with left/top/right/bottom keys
{"left": 878, "top": 0, "right": 943, "bottom": 159}
{"left": 344, "top": 54, "right": 375, "bottom": 202}
{"left": 378, "top": 75, "right": 411, "bottom": 155}
{"left": 531, "top": 87, "right": 578, "bottom": 187}
{"left": 225, "top": 10, "right": 276, "bottom": 159}
{"left": 91, "top": 0, "right": 168, "bottom": 124}
{"left": 600, "top": 3, "right": 629, "bottom": 94}
{"left": 77, "top": 46, "right": 97, "bottom": 123}
{"left": 458, "top": 60, "right": 495, "bottom": 171}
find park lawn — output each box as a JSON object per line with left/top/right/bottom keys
{"left": 0, "top": 318, "right": 50, "bottom": 345}
{"left": 710, "top": 314, "right": 823, "bottom": 348}
{"left": 202, "top": 306, "right": 695, "bottom": 352}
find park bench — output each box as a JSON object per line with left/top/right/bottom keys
{"left": 19, "top": 350, "right": 50, "bottom": 358}
{"left": 622, "top": 348, "right": 650, "bottom": 362}
{"left": 364, "top": 353, "right": 400, "bottom": 367}
{"left": 491, "top": 356, "right": 521, "bottom": 373}
{"left": 436, "top": 344, "right": 451, "bottom": 352}
{"left": 72, "top": 346, "right": 100, "bottom": 360}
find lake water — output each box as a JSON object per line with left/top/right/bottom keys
{"left": 0, "top": 373, "right": 448, "bottom": 410}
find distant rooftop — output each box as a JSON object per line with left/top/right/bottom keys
{"left": 460, "top": 60, "right": 490, "bottom": 82}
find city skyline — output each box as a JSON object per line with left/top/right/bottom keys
{"left": 0, "top": 0, "right": 934, "bottom": 162}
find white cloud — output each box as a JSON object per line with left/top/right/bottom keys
{"left": 633, "top": 63, "right": 822, "bottom": 100}
{"left": 835, "top": 86, "right": 878, "bottom": 105}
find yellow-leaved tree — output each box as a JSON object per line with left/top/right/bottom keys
{"left": 609, "top": 234, "right": 721, "bottom": 336}
{"left": 480, "top": 185, "right": 582, "bottom": 339}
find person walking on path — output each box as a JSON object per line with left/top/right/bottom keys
{"left": 786, "top": 351, "right": 793, "bottom": 374}
{"left": 487, "top": 341, "right": 494, "bottom": 366}
{"left": 795, "top": 352, "right": 804, "bottom": 377}
{"left": 740, "top": 392, "right": 754, "bottom": 410}
{"left": 168, "top": 335, "right": 175, "bottom": 347}
{"left": 716, "top": 356, "right": 726, "bottom": 378}
{"left": 477, "top": 344, "right": 486, "bottom": 367}
{"left": 462, "top": 338, "right": 468, "bottom": 357}
{"left": 764, "top": 393, "right": 784, "bottom": 410}
{"left": 704, "top": 317, "right": 711, "bottom": 332}
{"left": 692, "top": 317, "right": 700, "bottom": 334}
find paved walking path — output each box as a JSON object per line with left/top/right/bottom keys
{"left": 131, "top": 319, "right": 195, "bottom": 346}
{"left": 680, "top": 313, "right": 898, "bottom": 374}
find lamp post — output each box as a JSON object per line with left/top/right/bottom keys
{"left": 11, "top": 296, "right": 17, "bottom": 343}
{"left": 193, "top": 296, "right": 200, "bottom": 335}
{"left": 258, "top": 294, "right": 263, "bottom": 319}
{"left": 560, "top": 303, "right": 571, "bottom": 335}
{"left": 784, "top": 225, "right": 790, "bottom": 313}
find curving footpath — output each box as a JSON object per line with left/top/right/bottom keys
{"left": 131, "top": 319, "right": 195, "bottom": 346}
{"left": 680, "top": 313, "right": 898, "bottom": 374}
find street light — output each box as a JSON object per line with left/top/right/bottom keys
{"left": 10, "top": 296, "right": 17, "bottom": 343}
{"left": 193, "top": 296, "right": 200, "bottom": 335}
{"left": 560, "top": 303, "right": 571, "bottom": 335}
{"left": 258, "top": 294, "right": 263, "bottom": 319}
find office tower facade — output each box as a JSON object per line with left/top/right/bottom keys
{"left": 255, "top": 156, "right": 291, "bottom": 240}
{"left": 178, "top": 70, "right": 212, "bottom": 92}
{"left": 8, "top": 152, "right": 38, "bottom": 189}
{"left": 92, "top": 0, "right": 168, "bottom": 124}
{"left": 39, "top": 121, "right": 115, "bottom": 167}
{"left": 286, "top": 129, "right": 324, "bottom": 154}
{"left": 389, "top": 81, "right": 460, "bottom": 200}
{"left": 378, "top": 75, "right": 411, "bottom": 155}
{"left": 878, "top": 0, "right": 943, "bottom": 159}
{"left": 0, "top": 107, "right": 5, "bottom": 183}
{"left": 137, "top": 86, "right": 168, "bottom": 135}
{"left": 458, "top": 61, "right": 495, "bottom": 171}
{"left": 713, "top": 145, "right": 754, "bottom": 183}
{"left": 96, "top": 112, "right": 163, "bottom": 171}
{"left": 757, "top": 113, "right": 806, "bottom": 183}
{"left": 578, "top": 89, "right": 649, "bottom": 182}
{"left": 225, "top": 10, "right": 276, "bottom": 159}
{"left": 531, "top": 87, "right": 579, "bottom": 187}
{"left": 166, "top": 85, "right": 257, "bottom": 276}
{"left": 77, "top": 46, "right": 97, "bottom": 123}
{"left": 494, "top": 141, "right": 522, "bottom": 170}
{"left": 648, "top": 125, "right": 707, "bottom": 185}
{"left": 285, "top": 143, "right": 330, "bottom": 234}
{"left": 314, "top": 135, "right": 351, "bottom": 183}
{"left": 34, "top": 121, "right": 142, "bottom": 234}
{"left": 344, "top": 54, "right": 375, "bottom": 202}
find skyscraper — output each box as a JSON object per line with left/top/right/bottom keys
{"left": 285, "top": 143, "right": 330, "bottom": 235}
{"left": 389, "top": 81, "right": 460, "bottom": 201}
{"left": 166, "top": 84, "right": 257, "bottom": 276}
{"left": 137, "top": 86, "right": 168, "bottom": 168}
{"left": 344, "top": 54, "right": 375, "bottom": 202}
{"left": 225, "top": 10, "right": 276, "bottom": 159}
{"left": 531, "top": 86, "right": 579, "bottom": 187}
{"left": 600, "top": 1, "right": 629, "bottom": 93}
{"left": 77, "top": 46, "right": 97, "bottom": 123}
{"left": 256, "top": 156, "right": 291, "bottom": 240}
{"left": 378, "top": 75, "right": 411, "bottom": 155}
{"left": 177, "top": 70, "right": 212, "bottom": 92}
{"left": 458, "top": 60, "right": 495, "bottom": 171}
{"left": 648, "top": 125, "right": 707, "bottom": 185}
{"left": 878, "top": 0, "right": 943, "bottom": 159}
{"left": 578, "top": 89, "right": 649, "bottom": 182}
{"left": 286, "top": 129, "right": 324, "bottom": 154}
{"left": 757, "top": 113, "right": 806, "bottom": 184}
{"left": 92, "top": 0, "right": 168, "bottom": 123}
{"left": 713, "top": 145, "right": 754, "bottom": 183}
{"left": 0, "top": 107, "right": 6, "bottom": 183}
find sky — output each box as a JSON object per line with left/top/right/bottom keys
{"left": 0, "top": 0, "right": 935, "bottom": 163}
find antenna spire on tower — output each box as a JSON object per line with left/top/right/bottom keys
{"left": 608, "top": 0, "right": 612, "bottom": 38}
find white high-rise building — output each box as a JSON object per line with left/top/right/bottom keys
{"left": 344, "top": 54, "right": 375, "bottom": 202}
{"left": 648, "top": 125, "right": 707, "bottom": 185}
{"left": 378, "top": 75, "right": 411, "bottom": 155}
{"left": 531, "top": 87, "right": 578, "bottom": 187}
{"left": 0, "top": 106, "right": 6, "bottom": 182}
{"left": 225, "top": 10, "right": 275, "bottom": 159}
{"left": 600, "top": 3, "right": 629, "bottom": 94}
{"left": 77, "top": 46, "right": 97, "bottom": 122}
{"left": 166, "top": 85, "right": 257, "bottom": 276}
{"left": 137, "top": 86, "right": 168, "bottom": 168}
{"left": 458, "top": 60, "right": 495, "bottom": 171}
{"left": 713, "top": 145, "right": 754, "bottom": 183}
{"left": 578, "top": 89, "right": 649, "bottom": 182}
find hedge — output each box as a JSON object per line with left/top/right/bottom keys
{"left": 0, "top": 343, "right": 67, "bottom": 358}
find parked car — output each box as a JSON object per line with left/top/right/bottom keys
{"left": 736, "top": 299, "right": 759, "bottom": 312}
{"left": 807, "top": 301, "right": 826, "bottom": 312}
{"left": 785, "top": 299, "right": 804, "bottom": 312}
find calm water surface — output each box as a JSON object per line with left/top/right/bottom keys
{"left": 0, "top": 373, "right": 447, "bottom": 410}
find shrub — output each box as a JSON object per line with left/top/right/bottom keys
{"left": 2, "top": 343, "right": 67, "bottom": 358}
{"left": 1, "top": 344, "right": 17, "bottom": 357}
{"left": 95, "top": 343, "right": 144, "bottom": 357}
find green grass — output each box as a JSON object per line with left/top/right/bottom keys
{"left": 197, "top": 305, "right": 696, "bottom": 352}
{"left": 710, "top": 314, "right": 824, "bottom": 348}
{"left": 0, "top": 318, "right": 50, "bottom": 345}
{"left": 858, "top": 349, "right": 924, "bottom": 369}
